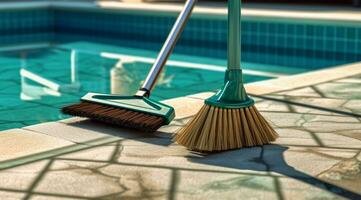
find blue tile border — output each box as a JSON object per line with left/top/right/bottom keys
{"left": 0, "top": 6, "right": 361, "bottom": 69}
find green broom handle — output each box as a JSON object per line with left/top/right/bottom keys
{"left": 228, "top": 0, "right": 241, "bottom": 70}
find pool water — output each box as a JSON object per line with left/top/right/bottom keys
{"left": 1, "top": 41, "right": 303, "bottom": 131}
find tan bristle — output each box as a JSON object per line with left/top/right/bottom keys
{"left": 62, "top": 101, "right": 165, "bottom": 132}
{"left": 174, "top": 104, "right": 278, "bottom": 152}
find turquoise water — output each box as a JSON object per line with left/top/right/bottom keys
{"left": 0, "top": 41, "right": 302, "bottom": 131}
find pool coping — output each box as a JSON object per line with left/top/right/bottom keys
{"left": 1, "top": 1, "right": 361, "bottom": 24}
{"left": 0, "top": 58, "right": 360, "bottom": 164}
{"left": 245, "top": 61, "right": 361, "bottom": 95}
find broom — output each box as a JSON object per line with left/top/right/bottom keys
{"left": 62, "top": 0, "right": 197, "bottom": 132}
{"left": 174, "top": 0, "right": 278, "bottom": 151}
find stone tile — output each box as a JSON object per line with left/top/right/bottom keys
{"left": 318, "top": 159, "right": 361, "bottom": 194}
{"left": 157, "top": 123, "right": 183, "bottom": 134}
{"left": 279, "top": 177, "right": 346, "bottom": 200}
{"left": 25, "top": 121, "right": 111, "bottom": 144}
{"left": 29, "top": 195, "right": 80, "bottom": 200}
{"left": 163, "top": 97, "right": 204, "bottom": 119}
{"left": 187, "top": 147, "right": 267, "bottom": 172}
{"left": 343, "top": 100, "right": 361, "bottom": 114}
{"left": 334, "top": 78, "right": 361, "bottom": 84}
{"left": 186, "top": 92, "right": 214, "bottom": 100}
{"left": 254, "top": 100, "right": 291, "bottom": 112}
{"left": 315, "top": 82, "right": 361, "bottom": 99}
{"left": 292, "top": 105, "right": 346, "bottom": 116}
{"left": 102, "top": 145, "right": 270, "bottom": 177}
{"left": 0, "top": 191, "right": 25, "bottom": 200}
{"left": 57, "top": 145, "right": 117, "bottom": 162}
{"left": 357, "top": 153, "right": 361, "bottom": 162}
{"left": 121, "top": 143, "right": 190, "bottom": 160}
{"left": 315, "top": 133, "right": 361, "bottom": 149}
{"left": 26, "top": 119, "right": 147, "bottom": 144}
{"left": 304, "top": 114, "right": 359, "bottom": 123}
{"left": 336, "top": 129, "right": 361, "bottom": 141}
{"left": 0, "top": 129, "right": 73, "bottom": 161}
{"left": 265, "top": 146, "right": 353, "bottom": 177}
{"left": 35, "top": 160, "right": 171, "bottom": 199}
{"left": 303, "top": 121, "right": 361, "bottom": 133}
{"left": 272, "top": 129, "right": 319, "bottom": 146}
{"left": 0, "top": 160, "right": 48, "bottom": 191}
{"left": 312, "top": 148, "right": 358, "bottom": 159}
{"left": 100, "top": 164, "right": 171, "bottom": 199}
{"left": 278, "top": 87, "right": 321, "bottom": 98}
{"left": 176, "top": 171, "right": 278, "bottom": 200}
{"left": 260, "top": 112, "right": 305, "bottom": 128}
{"left": 34, "top": 160, "right": 121, "bottom": 198}
{"left": 288, "top": 97, "right": 348, "bottom": 113}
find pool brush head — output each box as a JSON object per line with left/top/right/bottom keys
{"left": 174, "top": 104, "right": 278, "bottom": 152}
{"left": 62, "top": 93, "right": 175, "bottom": 132}
{"left": 174, "top": 69, "right": 278, "bottom": 152}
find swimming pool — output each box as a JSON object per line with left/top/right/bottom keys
{"left": 0, "top": 41, "right": 283, "bottom": 131}
{"left": 1, "top": 3, "right": 361, "bottom": 130}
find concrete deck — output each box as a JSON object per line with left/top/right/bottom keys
{"left": 1, "top": 62, "right": 361, "bottom": 199}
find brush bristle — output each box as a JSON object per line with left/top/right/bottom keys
{"left": 62, "top": 101, "right": 166, "bottom": 132}
{"left": 174, "top": 104, "right": 278, "bottom": 152}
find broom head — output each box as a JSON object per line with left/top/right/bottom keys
{"left": 175, "top": 103, "right": 278, "bottom": 152}
{"left": 62, "top": 93, "right": 175, "bottom": 132}
{"left": 175, "top": 68, "right": 278, "bottom": 151}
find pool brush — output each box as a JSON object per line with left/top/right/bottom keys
{"left": 62, "top": 0, "right": 197, "bottom": 132}
{"left": 174, "top": 0, "right": 278, "bottom": 151}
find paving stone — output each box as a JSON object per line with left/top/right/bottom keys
{"left": 357, "top": 153, "right": 361, "bottom": 162}
{"left": 157, "top": 123, "right": 183, "bottom": 134}
{"left": 337, "top": 129, "right": 361, "bottom": 141}
{"left": 121, "top": 143, "right": 189, "bottom": 159}
{"left": 271, "top": 146, "right": 352, "bottom": 176}
{"left": 26, "top": 119, "right": 146, "bottom": 144}
{"left": 315, "top": 82, "right": 361, "bottom": 99}
{"left": 29, "top": 195, "right": 80, "bottom": 200}
{"left": 175, "top": 171, "right": 278, "bottom": 200}
{"left": 57, "top": 144, "right": 118, "bottom": 162}
{"left": 306, "top": 115, "right": 359, "bottom": 123}
{"left": 279, "top": 177, "right": 346, "bottom": 200}
{"left": 315, "top": 133, "right": 361, "bottom": 149}
{"left": 254, "top": 100, "right": 291, "bottom": 112}
{"left": 99, "top": 164, "right": 172, "bottom": 199}
{"left": 0, "top": 129, "right": 73, "bottom": 161}
{"left": 334, "top": 78, "right": 361, "bottom": 83}
{"left": 187, "top": 147, "right": 267, "bottom": 172}
{"left": 343, "top": 100, "right": 361, "bottom": 114}
{"left": 34, "top": 160, "right": 125, "bottom": 199}
{"left": 292, "top": 105, "right": 346, "bottom": 116}
{"left": 273, "top": 128, "right": 319, "bottom": 146}
{"left": 318, "top": 159, "right": 361, "bottom": 195}
{"left": 303, "top": 121, "right": 361, "bottom": 133}
{"left": 0, "top": 160, "right": 48, "bottom": 191}
{"left": 0, "top": 191, "right": 25, "bottom": 200}
{"left": 287, "top": 97, "right": 348, "bottom": 114}
{"left": 260, "top": 112, "right": 305, "bottom": 127}
{"left": 278, "top": 87, "right": 322, "bottom": 98}
{"left": 312, "top": 148, "right": 358, "bottom": 159}
{"left": 186, "top": 92, "right": 214, "bottom": 100}
{"left": 25, "top": 121, "right": 112, "bottom": 144}
{"left": 163, "top": 97, "right": 204, "bottom": 119}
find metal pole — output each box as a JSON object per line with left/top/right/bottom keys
{"left": 228, "top": 0, "right": 241, "bottom": 70}
{"left": 139, "top": 0, "right": 197, "bottom": 95}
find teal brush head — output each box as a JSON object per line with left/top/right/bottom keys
{"left": 62, "top": 93, "right": 175, "bottom": 132}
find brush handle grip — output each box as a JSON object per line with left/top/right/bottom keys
{"left": 228, "top": 0, "right": 241, "bottom": 70}
{"left": 138, "top": 0, "right": 197, "bottom": 97}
